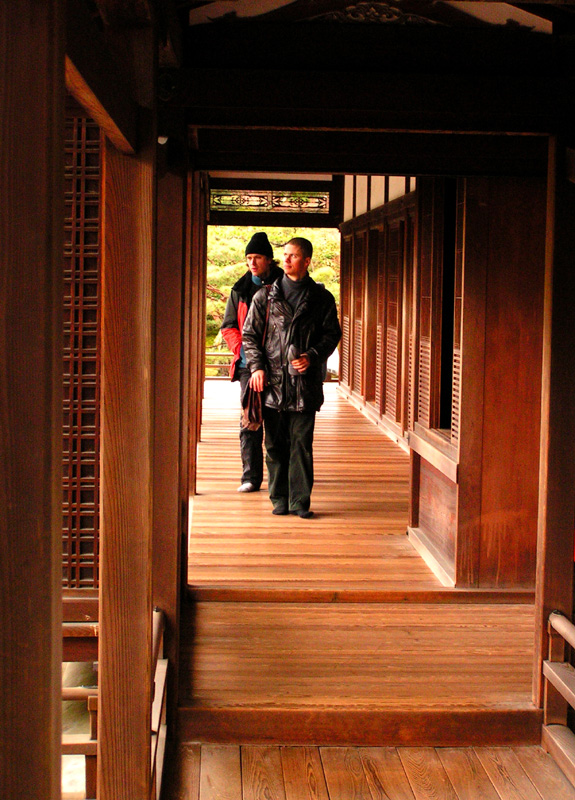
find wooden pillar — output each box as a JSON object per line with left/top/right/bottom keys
{"left": 187, "top": 171, "right": 209, "bottom": 496}
{"left": 98, "top": 127, "right": 155, "bottom": 798}
{"left": 153, "top": 139, "right": 188, "bottom": 736}
{"left": 0, "top": 3, "right": 64, "bottom": 799}
{"left": 533, "top": 137, "right": 575, "bottom": 704}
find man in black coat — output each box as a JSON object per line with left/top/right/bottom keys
{"left": 220, "top": 231, "right": 283, "bottom": 492}
{"left": 242, "top": 237, "right": 341, "bottom": 518}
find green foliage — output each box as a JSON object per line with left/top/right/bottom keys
{"left": 206, "top": 225, "right": 341, "bottom": 354}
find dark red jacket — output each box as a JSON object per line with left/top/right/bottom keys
{"left": 220, "top": 264, "right": 283, "bottom": 381}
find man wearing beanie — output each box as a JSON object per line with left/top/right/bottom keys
{"left": 242, "top": 237, "right": 341, "bottom": 518}
{"left": 221, "top": 231, "right": 283, "bottom": 493}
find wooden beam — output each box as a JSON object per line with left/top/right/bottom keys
{"left": 533, "top": 136, "right": 575, "bottom": 705}
{"left": 0, "top": 2, "right": 64, "bottom": 799}
{"left": 65, "top": 0, "right": 137, "bottom": 153}
{"left": 190, "top": 130, "right": 548, "bottom": 178}
{"left": 183, "top": 22, "right": 556, "bottom": 77}
{"left": 175, "top": 67, "right": 563, "bottom": 135}
{"left": 97, "top": 28, "right": 156, "bottom": 792}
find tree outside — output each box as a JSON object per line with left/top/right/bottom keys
{"left": 206, "top": 225, "right": 341, "bottom": 376}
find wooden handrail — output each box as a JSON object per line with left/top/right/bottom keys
{"left": 549, "top": 610, "right": 575, "bottom": 650}
{"left": 61, "top": 608, "right": 168, "bottom": 800}
{"left": 62, "top": 686, "right": 98, "bottom": 702}
{"left": 542, "top": 611, "right": 575, "bottom": 789}
{"left": 152, "top": 607, "right": 165, "bottom": 667}
{"left": 151, "top": 608, "right": 167, "bottom": 800}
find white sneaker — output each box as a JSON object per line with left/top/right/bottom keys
{"left": 237, "top": 482, "right": 257, "bottom": 493}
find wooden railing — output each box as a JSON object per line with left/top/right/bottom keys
{"left": 205, "top": 350, "right": 233, "bottom": 377}
{"left": 61, "top": 608, "right": 167, "bottom": 800}
{"left": 542, "top": 610, "right": 575, "bottom": 787}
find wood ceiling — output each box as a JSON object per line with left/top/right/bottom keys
{"left": 80, "top": 1, "right": 575, "bottom": 177}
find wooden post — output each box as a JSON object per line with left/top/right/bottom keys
{"left": 533, "top": 136, "right": 575, "bottom": 705}
{"left": 0, "top": 2, "right": 64, "bottom": 799}
{"left": 153, "top": 138, "right": 188, "bottom": 741}
{"left": 187, "top": 171, "right": 209, "bottom": 495}
{"left": 98, "top": 129, "right": 155, "bottom": 799}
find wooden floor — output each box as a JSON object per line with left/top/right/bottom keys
{"left": 188, "top": 381, "right": 531, "bottom": 603}
{"left": 167, "top": 743, "right": 575, "bottom": 800}
{"left": 179, "top": 381, "right": 541, "bottom": 748}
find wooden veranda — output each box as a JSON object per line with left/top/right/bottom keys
{"left": 179, "top": 381, "right": 540, "bottom": 748}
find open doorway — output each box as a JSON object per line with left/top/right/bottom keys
{"left": 204, "top": 225, "right": 341, "bottom": 381}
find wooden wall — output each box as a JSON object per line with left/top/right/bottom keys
{"left": 414, "top": 177, "right": 546, "bottom": 588}
{"left": 340, "top": 193, "right": 416, "bottom": 448}
{"left": 341, "top": 176, "right": 546, "bottom": 589}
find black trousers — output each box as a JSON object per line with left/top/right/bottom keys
{"left": 263, "top": 406, "right": 316, "bottom": 512}
{"left": 238, "top": 368, "right": 263, "bottom": 488}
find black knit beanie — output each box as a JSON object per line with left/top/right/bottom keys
{"left": 245, "top": 231, "right": 273, "bottom": 258}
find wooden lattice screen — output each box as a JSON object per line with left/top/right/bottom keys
{"left": 451, "top": 180, "right": 464, "bottom": 445}
{"left": 62, "top": 112, "right": 102, "bottom": 588}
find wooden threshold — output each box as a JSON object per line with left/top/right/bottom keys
{"left": 177, "top": 707, "right": 542, "bottom": 747}
{"left": 186, "top": 585, "right": 534, "bottom": 604}
{"left": 178, "top": 599, "right": 538, "bottom": 746}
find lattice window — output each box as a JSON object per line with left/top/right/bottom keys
{"left": 375, "top": 323, "right": 384, "bottom": 412}
{"left": 62, "top": 114, "right": 102, "bottom": 588}
{"left": 418, "top": 338, "right": 432, "bottom": 426}
{"left": 451, "top": 348, "right": 461, "bottom": 444}
{"left": 341, "top": 316, "right": 351, "bottom": 386}
{"left": 353, "top": 318, "right": 363, "bottom": 393}
{"left": 407, "top": 333, "right": 416, "bottom": 431}
{"left": 385, "top": 327, "right": 398, "bottom": 418}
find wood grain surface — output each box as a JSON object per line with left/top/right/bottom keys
{"left": 167, "top": 744, "right": 575, "bottom": 800}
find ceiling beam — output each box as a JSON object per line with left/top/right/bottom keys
{"left": 190, "top": 129, "right": 549, "bottom": 177}
{"left": 167, "top": 66, "right": 568, "bottom": 135}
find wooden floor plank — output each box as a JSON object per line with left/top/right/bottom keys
{"left": 189, "top": 382, "right": 427, "bottom": 595}
{"left": 242, "top": 746, "right": 287, "bottom": 800}
{"left": 437, "top": 748, "right": 501, "bottom": 800}
{"left": 169, "top": 743, "right": 201, "bottom": 800}
{"left": 280, "top": 746, "right": 330, "bottom": 800}
{"left": 199, "top": 745, "right": 241, "bottom": 800}
{"left": 398, "top": 748, "right": 459, "bottom": 800}
{"left": 165, "top": 745, "right": 575, "bottom": 800}
{"left": 474, "top": 747, "right": 544, "bottom": 800}
{"left": 359, "top": 747, "right": 416, "bottom": 800}
{"left": 513, "top": 747, "right": 575, "bottom": 799}
{"left": 189, "top": 382, "right": 534, "bottom": 604}
{"left": 320, "top": 747, "right": 373, "bottom": 800}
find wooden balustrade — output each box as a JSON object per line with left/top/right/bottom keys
{"left": 542, "top": 611, "right": 575, "bottom": 788}
{"left": 61, "top": 608, "right": 167, "bottom": 800}
{"left": 205, "top": 350, "right": 233, "bottom": 376}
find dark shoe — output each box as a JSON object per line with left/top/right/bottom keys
{"left": 272, "top": 504, "right": 288, "bottom": 516}
{"left": 291, "top": 509, "right": 314, "bottom": 519}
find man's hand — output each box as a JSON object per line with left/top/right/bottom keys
{"left": 291, "top": 353, "right": 310, "bottom": 374}
{"left": 249, "top": 369, "right": 266, "bottom": 391}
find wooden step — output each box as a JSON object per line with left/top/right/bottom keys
{"left": 178, "top": 599, "right": 540, "bottom": 746}
{"left": 177, "top": 706, "right": 542, "bottom": 747}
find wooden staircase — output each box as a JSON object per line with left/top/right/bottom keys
{"left": 178, "top": 382, "right": 541, "bottom": 746}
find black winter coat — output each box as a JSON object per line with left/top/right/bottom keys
{"left": 242, "top": 276, "right": 342, "bottom": 413}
